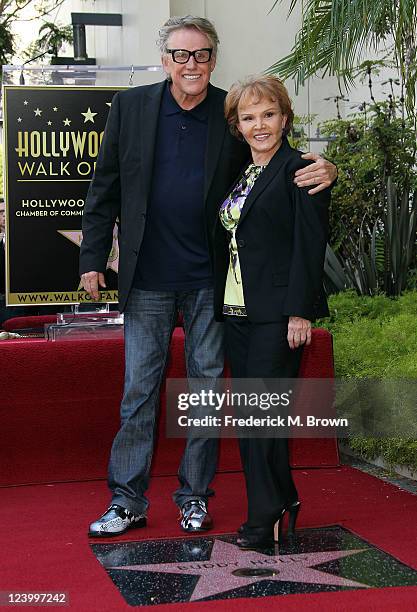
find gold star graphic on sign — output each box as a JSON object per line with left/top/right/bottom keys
{"left": 23, "top": 100, "right": 28, "bottom": 105}
{"left": 58, "top": 229, "right": 119, "bottom": 275}
{"left": 81, "top": 107, "right": 97, "bottom": 123}
{"left": 53, "top": 107, "right": 58, "bottom": 111}
{"left": 47, "top": 121, "right": 52, "bottom": 126}
{"left": 17, "top": 117, "right": 22, "bottom": 122}
{"left": 63, "top": 118, "right": 71, "bottom": 126}
{"left": 34, "top": 108, "right": 42, "bottom": 116}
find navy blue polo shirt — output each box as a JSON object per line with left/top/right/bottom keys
{"left": 133, "top": 82, "right": 212, "bottom": 291}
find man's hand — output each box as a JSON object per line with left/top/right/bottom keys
{"left": 294, "top": 153, "right": 337, "bottom": 195}
{"left": 81, "top": 271, "right": 106, "bottom": 301}
{"left": 287, "top": 316, "right": 311, "bottom": 350}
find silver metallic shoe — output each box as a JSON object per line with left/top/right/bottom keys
{"left": 88, "top": 504, "right": 147, "bottom": 537}
{"left": 180, "top": 499, "right": 213, "bottom": 532}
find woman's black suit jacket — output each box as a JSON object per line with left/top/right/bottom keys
{"left": 213, "top": 138, "right": 331, "bottom": 323}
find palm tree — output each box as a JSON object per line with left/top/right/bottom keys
{"left": 268, "top": 0, "right": 417, "bottom": 117}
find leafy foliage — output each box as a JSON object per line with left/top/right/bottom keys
{"left": 347, "top": 437, "right": 417, "bottom": 472}
{"left": 268, "top": 0, "right": 417, "bottom": 117}
{"left": 320, "top": 103, "right": 417, "bottom": 250}
{"left": 406, "top": 267, "right": 417, "bottom": 290}
{"left": 287, "top": 113, "right": 315, "bottom": 150}
{"left": 0, "top": 21, "right": 14, "bottom": 64}
{"left": 320, "top": 290, "right": 417, "bottom": 374}
{"left": 325, "top": 179, "right": 417, "bottom": 297}
{"left": 318, "top": 290, "right": 417, "bottom": 469}
{"left": 26, "top": 21, "right": 73, "bottom": 58}
{"left": 319, "top": 99, "right": 417, "bottom": 296}
{"left": 323, "top": 311, "right": 417, "bottom": 377}
{"left": 0, "top": 0, "right": 65, "bottom": 65}
{"left": 384, "top": 179, "right": 417, "bottom": 295}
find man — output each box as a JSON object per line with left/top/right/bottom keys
{"left": 80, "top": 15, "right": 337, "bottom": 537}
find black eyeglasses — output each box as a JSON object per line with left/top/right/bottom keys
{"left": 166, "top": 48, "right": 213, "bottom": 64}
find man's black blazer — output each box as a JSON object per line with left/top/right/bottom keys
{"left": 80, "top": 80, "right": 249, "bottom": 311}
{"left": 213, "top": 138, "right": 331, "bottom": 323}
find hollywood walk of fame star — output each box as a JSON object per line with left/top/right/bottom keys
{"left": 63, "top": 118, "right": 71, "bottom": 126}
{"left": 58, "top": 229, "right": 119, "bottom": 274}
{"left": 108, "top": 539, "right": 370, "bottom": 602}
{"left": 34, "top": 108, "right": 42, "bottom": 116}
{"left": 82, "top": 107, "right": 97, "bottom": 123}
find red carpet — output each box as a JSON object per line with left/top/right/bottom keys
{"left": 1, "top": 322, "right": 413, "bottom": 609}
{"left": 0, "top": 327, "right": 338, "bottom": 487}
{"left": 1, "top": 466, "right": 417, "bottom": 611}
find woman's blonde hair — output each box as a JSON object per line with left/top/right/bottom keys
{"left": 225, "top": 74, "right": 294, "bottom": 139}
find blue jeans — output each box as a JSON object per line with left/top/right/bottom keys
{"left": 108, "top": 287, "right": 224, "bottom": 514}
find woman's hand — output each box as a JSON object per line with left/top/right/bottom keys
{"left": 287, "top": 316, "right": 311, "bottom": 349}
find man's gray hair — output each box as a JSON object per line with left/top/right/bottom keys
{"left": 157, "top": 15, "right": 219, "bottom": 57}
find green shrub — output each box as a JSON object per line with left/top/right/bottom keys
{"left": 347, "top": 437, "right": 417, "bottom": 474}
{"left": 322, "top": 290, "right": 402, "bottom": 332}
{"left": 319, "top": 291, "right": 417, "bottom": 469}
{"left": 327, "top": 313, "right": 417, "bottom": 378}
{"left": 320, "top": 106, "right": 417, "bottom": 251}
{"left": 321, "top": 291, "right": 417, "bottom": 377}
{"left": 320, "top": 101, "right": 417, "bottom": 298}
{"left": 406, "top": 268, "right": 417, "bottom": 290}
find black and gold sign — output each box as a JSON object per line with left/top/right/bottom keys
{"left": 3, "top": 86, "right": 124, "bottom": 306}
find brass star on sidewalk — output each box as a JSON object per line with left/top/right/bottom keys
{"left": 81, "top": 107, "right": 97, "bottom": 123}
{"left": 108, "top": 539, "right": 370, "bottom": 602}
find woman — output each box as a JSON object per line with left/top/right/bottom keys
{"left": 213, "top": 75, "right": 331, "bottom": 549}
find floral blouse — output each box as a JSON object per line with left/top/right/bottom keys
{"left": 219, "top": 163, "right": 265, "bottom": 316}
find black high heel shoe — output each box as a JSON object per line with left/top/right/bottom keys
{"left": 237, "top": 501, "right": 301, "bottom": 550}
{"left": 236, "top": 526, "right": 275, "bottom": 550}
{"left": 274, "top": 500, "right": 301, "bottom": 541}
